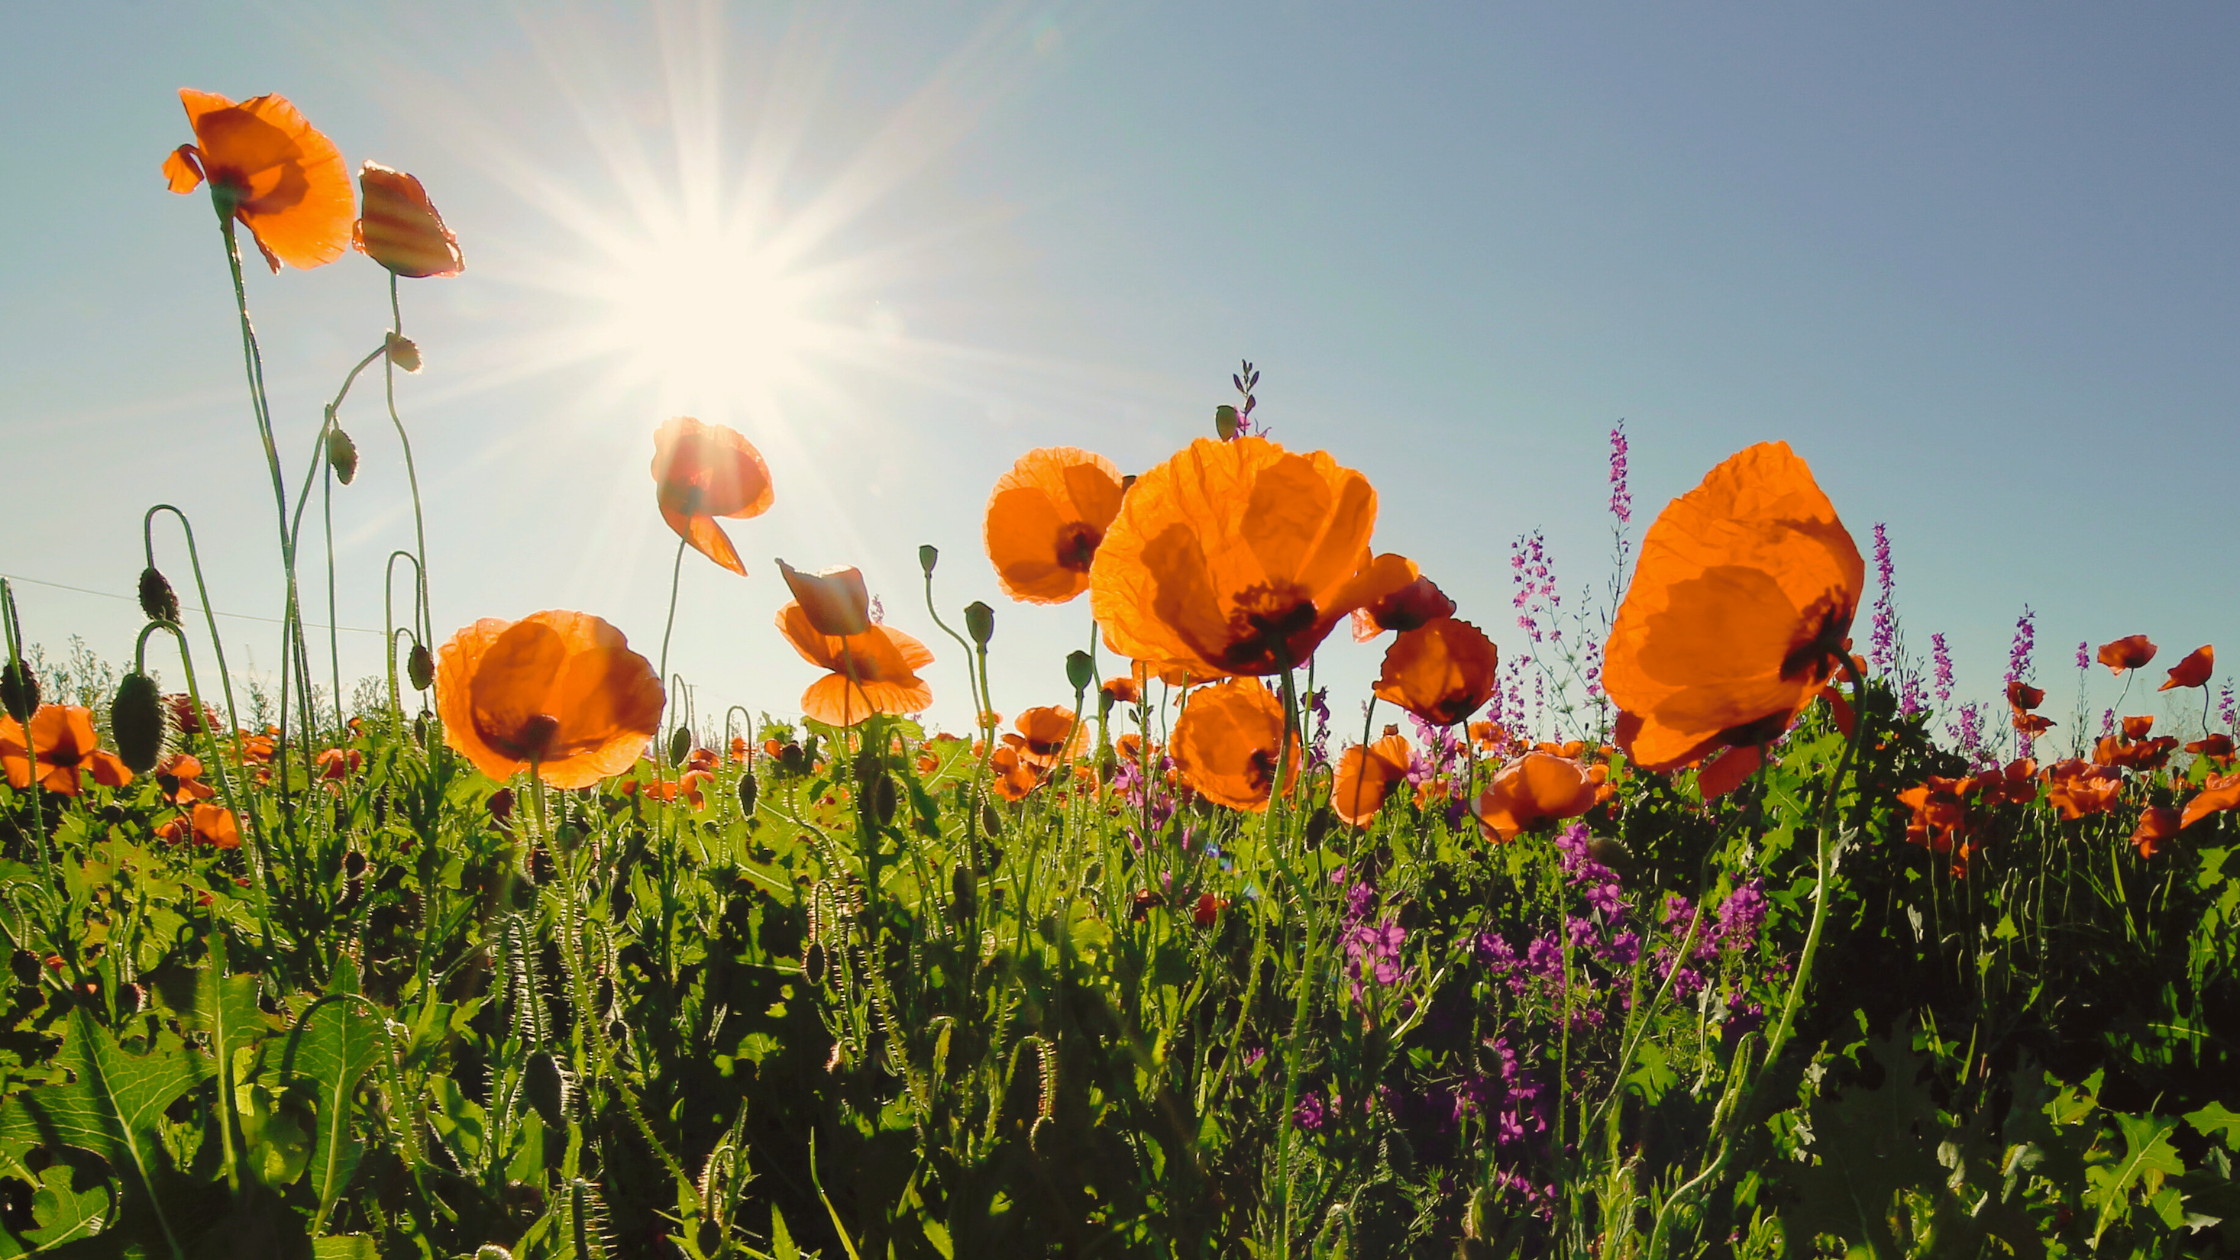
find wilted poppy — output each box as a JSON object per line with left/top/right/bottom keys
{"left": 2182, "top": 772, "right": 2240, "bottom": 830}
{"left": 2161, "top": 645, "right": 2214, "bottom": 692}
{"left": 778, "top": 560, "right": 871, "bottom": 636}
{"left": 2097, "top": 635, "right": 2157, "bottom": 674}
{"left": 1090, "top": 436, "right": 1415, "bottom": 676}
{"left": 1476, "top": 751, "right": 1610, "bottom": 842}
{"left": 2043, "top": 759, "right": 2124, "bottom": 820}
{"left": 354, "top": 162, "right": 462, "bottom": 278}
{"left": 1350, "top": 566, "right": 1453, "bottom": 641}
{"left": 1331, "top": 730, "right": 1411, "bottom": 827}
{"left": 775, "top": 603, "right": 934, "bottom": 728}
{"left": 984, "top": 447, "right": 1126, "bottom": 604}
{"left": 1006, "top": 706, "right": 1084, "bottom": 768}
{"left": 435, "top": 610, "right": 665, "bottom": 789}
{"left": 1373, "top": 617, "right": 1499, "bottom": 727}
{"left": 2131, "top": 806, "right": 2180, "bottom": 859}
{"left": 1, "top": 706, "right": 133, "bottom": 796}
{"left": 651, "top": 418, "right": 774, "bottom": 576}
{"left": 1603, "top": 442, "right": 1864, "bottom": 773}
{"left": 162, "top": 89, "right": 354, "bottom": 272}
{"left": 192, "top": 803, "right": 241, "bottom": 849}
{"left": 1170, "top": 676, "right": 1299, "bottom": 812}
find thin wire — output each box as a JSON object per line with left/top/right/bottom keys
{"left": 0, "top": 571, "right": 386, "bottom": 636}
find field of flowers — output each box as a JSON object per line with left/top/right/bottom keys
{"left": 0, "top": 87, "right": 2234, "bottom": 1260}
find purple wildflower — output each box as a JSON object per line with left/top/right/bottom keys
{"left": 1510, "top": 531, "right": 1558, "bottom": 647}
{"left": 1714, "top": 878, "right": 1767, "bottom": 953}
{"left": 1294, "top": 1089, "right": 1327, "bottom": 1132}
{"left": 2005, "top": 606, "right": 2036, "bottom": 689}
{"left": 2222, "top": 682, "right": 2237, "bottom": 733}
{"left": 1932, "top": 633, "right": 1954, "bottom": 706}
{"left": 1476, "top": 932, "right": 1519, "bottom": 978}
{"left": 1868, "top": 524, "right": 1896, "bottom": 676}
{"left": 1608, "top": 421, "right": 1632, "bottom": 525}
{"left": 2075, "top": 640, "right": 2090, "bottom": 672}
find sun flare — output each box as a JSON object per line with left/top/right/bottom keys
{"left": 592, "top": 223, "right": 817, "bottom": 416}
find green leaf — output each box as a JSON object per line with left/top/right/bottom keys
{"left": 236, "top": 1081, "right": 312, "bottom": 1187}
{"left": 769, "top": 1205, "right": 800, "bottom": 1260}
{"left": 2086, "top": 1112, "right": 2186, "bottom": 1245}
{"left": 0, "top": 1008, "right": 201, "bottom": 1258}
{"left": 24, "top": 1162, "right": 110, "bottom": 1249}
{"left": 309, "top": 1235, "right": 377, "bottom": 1260}
{"left": 2188, "top": 1101, "right": 2240, "bottom": 1151}
{"left": 282, "top": 965, "right": 384, "bottom": 1235}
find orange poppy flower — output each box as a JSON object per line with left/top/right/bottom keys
{"left": 1603, "top": 442, "right": 1863, "bottom": 773}
{"left": 1101, "top": 675, "right": 1142, "bottom": 708}
{"left": 984, "top": 447, "right": 1127, "bottom": 604}
{"left": 778, "top": 560, "right": 871, "bottom": 637}
{"left": 1331, "top": 730, "right": 1412, "bottom": 827}
{"left": 354, "top": 162, "right": 462, "bottom": 278}
{"left": 1090, "top": 436, "right": 1415, "bottom": 676}
{"left": 2097, "top": 635, "right": 2157, "bottom": 674}
{"left": 2043, "top": 759, "right": 2125, "bottom": 820}
{"left": 1475, "top": 751, "right": 1610, "bottom": 842}
{"left": 316, "top": 748, "right": 363, "bottom": 780}
{"left": 1896, "top": 777, "right": 1972, "bottom": 857}
{"left": 2131, "top": 806, "right": 2180, "bottom": 859}
{"left": 1, "top": 707, "right": 132, "bottom": 796}
{"left": 2161, "top": 645, "right": 2215, "bottom": 692}
{"left": 157, "top": 754, "right": 216, "bottom": 806}
{"left": 1115, "top": 733, "right": 1156, "bottom": 765}
{"left": 2007, "top": 681, "right": 2046, "bottom": 712}
{"left": 2187, "top": 734, "right": 2235, "bottom": 762}
{"left": 2181, "top": 771, "right": 2240, "bottom": 829}
{"left": 1966, "top": 758, "right": 2039, "bottom": 807}
{"left": 1006, "top": 706, "right": 1084, "bottom": 768}
{"left": 1468, "top": 721, "right": 1512, "bottom": 755}
{"left": 775, "top": 603, "right": 934, "bottom": 728}
{"left": 988, "top": 744, "right": 1041, "bottom": 802}
{"left": 650, "top": 418, "right": 774, "bottom": 576}
{"left": 434, "top": 610, "right": 665, "bottom": 790}
{"left": 1170, "top": 677, "right": 1299, "bottom": 811}
{"left": 729, "top": 736, "right": 752, "bottom": 763}
{"left": 1350, "top": 567, "right": 1453, "bottom": 641}
{"left": 192, "top": 803, "right": 241, "bottom": 850}
{"left": 162, "top": 89, "right": 353, "bottom": 273}
{"left": 1373, "top": 617, "right": 1499, "bottom": 727}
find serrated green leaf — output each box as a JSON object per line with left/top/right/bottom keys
{"left": 2086, "top": 1112, "right": 2186, "bottom": 1245}
{"left": 2188, "top": 1101, "right": 2240, "bottom": 1151}
{"left": 24, "top": 1162, "right": 110, "bottom": 1249}
{"left": 310, "top": 1235, "right": 377, "bottom": 1259}
{"left": 0, "top": 1008, "right": 200, "bottom": 1258}
{"left": 283, "top": 962, "right": 384, "bottom": 1236}
{"left": 770, "top": 1203, "right": 800, "bottom": 1260}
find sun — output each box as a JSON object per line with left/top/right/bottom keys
{"left": 591, "top": 219, "right": 819, "bottom": 417}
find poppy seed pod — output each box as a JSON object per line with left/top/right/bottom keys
{"left": 0, "top": 661, "right": 38, "bottom": 723}
{"left": 1066, "top": 650, "right": 1096, "bottom": 696}
{"left": 138, "top": 567, "right": 181, "bottom": 624}
{"left": 919, "top": 545, "right": 939, "bottom": 576}
{"left": 964, "top": 601, "right": 995, "bottom": 647}
{"left": 326, "top": 424, "right": 359, "bottom": 485}
{"left": 736, "top": 770, "right": 758, "bottom": 815}
{"left": 667, "top": 726, "right": 692, "bottom": 767}
{"left": 110, "top": 673, "right": 167, "bottom": 774}
{"left": 407, "top": 643, "right": 435, "bottom": 691}
{"left": 385, "top": 331, "right": 422, "bottom": 374}
{"left": 523, "top": 1052, "right": 569, "bottom": 1132}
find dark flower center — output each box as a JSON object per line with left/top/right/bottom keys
{"left": 1054, "top": 523, "right": 1103, "bottom": 573}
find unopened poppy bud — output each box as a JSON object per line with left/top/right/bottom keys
{"left": 964, "top": 601, "right": 995, "bottom": 647}
{"left": 111, "top": 673, "right": 167, "bottom": 774}
{"left": 523, "top": 1051, "right": 568, "bottom": 1131}
{"left": 872, "top": 773, "right": 898, "bottom": 824}
{"left": 1214, "top": 404, "right": 1240, "bottom": 440}
{"left": 138, "top": 567, "right": 181, "bottom": 623}
{"left": 919, "top": 544, "right": 939, "bottom": 576}
{"left": 0, "top": 660, "right": 37, "bottom": 722}
{"left": 407, "top": 643, "right": 435, "bottom": 691}
{"left": 737, "top": 770, "right": 759, "bottom": 815}
{"left": 326, "top": 424, "right": 359, "bottom": 485}
{"left": 355, "top": 162, "right": 464, "bottom": 279}
{"left": 385, "top": 331, "right": 422, "bottom": 374}
{"left": 667, "top": 726, "right": 692, "bottom": 767}
{"left": 1066, "top": 650, "right": 1095, "bottom": 696}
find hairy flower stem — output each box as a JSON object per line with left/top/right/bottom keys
{"left": 385, "top": 275, "right": 433, "bottom": 646}
{"left": 0, "top": 582, "right": 55, "bottom": 891}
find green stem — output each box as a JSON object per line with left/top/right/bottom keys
{"left": 385, "top": 274, "right": 434, "bottom": 646}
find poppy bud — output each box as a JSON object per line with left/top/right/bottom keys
{"left": 487, "top": 787, "right": 515, "bottom": 825}
{"left": 667, "top": 726, "right": 692, "bottom": 767}
{"left": 1066, "top": 650, "right": 1095, "bottom": 696}
{"left": 872, "top": 773, "right": 898, "bottom": 824}
{"left": 1, "top": 660, "right": 39, "bottom": 722}
{"left": 523, "top": 1050, "right": 569, "bottom": 1130}
{"left": 1214, "top": 404, "right": 1240, "bottom": 440}
{"left": 804, "top": 940, "right": 827, "bottom": 985}
{"left": 110, "top": 673, "right": 167, "bottom": 774}
{"left": 407, "top": 643, "right": 435, "bottom": 691}
{"left": 737, "top": 770, "right": 759, "bottom": 815}
{"left": 326, "top": 424, "right": 358, "bottom": 485}
{"left": 964, "top": 601, "right": 995, "bottom": 648}
{"left": 919, "top": 545, "right": 939, "bottom": 576}
{"left": 138, "top": 567, "right": 181, "bottom": 623}
{"left": 356, "top": 162, "right": 464, "bottom": 279}
{"left": 981, "top": 802, "right": 1002, "bottom": 836}
{"left": 385, "top": 331, "right": 423, "bottom": 374}
{"left": 777, "top": 560, "right": 871, "bottom": 637}
{"left": 951, "top": 865, "right": 976, "bottom": 921}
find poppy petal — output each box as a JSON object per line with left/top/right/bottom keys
{"left": 662, "top": 506, "right": 747, "bottom": 577}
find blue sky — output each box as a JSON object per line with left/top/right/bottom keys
{"left": 2, "top": 1, "right": 2233, "bottom": 740}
